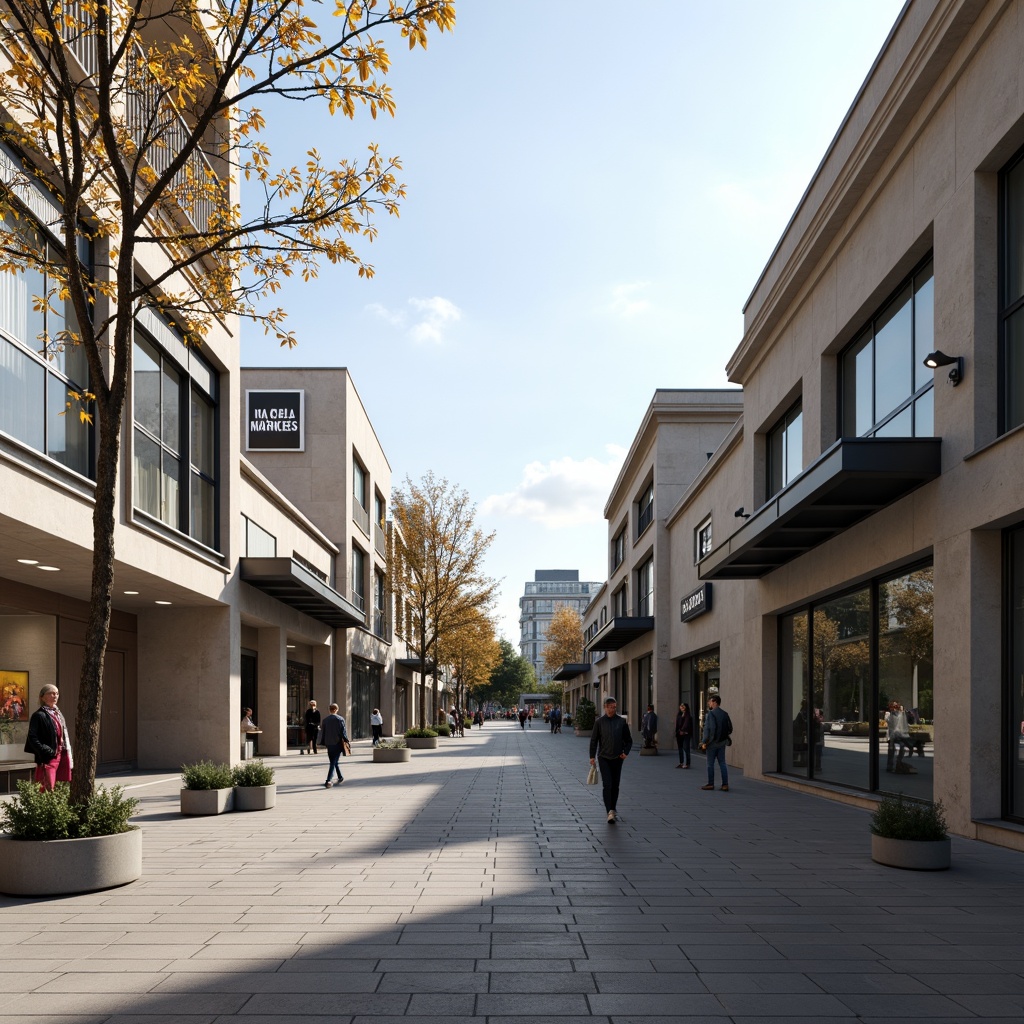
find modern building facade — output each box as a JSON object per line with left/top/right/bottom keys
{"left": 664, "top": 0, "right": 1024, "bottom": 849}
{"left": 562, "top": 391, "right": 743, "bottom": 725}
{"left": 518, "top": 570, "right": 601, "bottom": 684}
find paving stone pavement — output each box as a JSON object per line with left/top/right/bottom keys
{"left": 2, "top": 720, "right": 1024, "bottom": 1023}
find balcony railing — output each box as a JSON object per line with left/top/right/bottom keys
{"left": 373, "top": 611, "right": 391, "bottom": 641}
{"left": 352, "top": 502, "right": 370, "bottom": 537}
{"left": 374, "top": 520, "right": 386, "bottom": 557}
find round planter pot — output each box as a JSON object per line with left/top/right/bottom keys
{"left": 871, "top": 834, "right": 951, "bottom": 870}
{"left": 373, "top": 747, "right": 411, "bottom": 763}
{"left": 233, "top": 784, "right": 276, "bottom": 812}
{"left": 405, "top": 736, "right": 439, "bottom": 750}
{"left": 639, "top": 747, "right": 659, "bottom": 756}
{"left": 0, "top": 828, "right": 142, "bottom": 896}
{"left": 180, "top": 788, "right": 234, "bottom": 815}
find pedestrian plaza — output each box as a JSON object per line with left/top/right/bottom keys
{"left": 2, "top": 721, "right": 1024, "bottom": 1022}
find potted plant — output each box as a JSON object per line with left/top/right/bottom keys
{"left": 574, "top": 698, "right": 596, "bottom": 736}
{"left": 231, "top": 759, "right": 276, "bottom": 811}
{"left": 0, "top": 781, "right": 141, "bottom": 895}
{"left": 373, "top": 739, "right": 411, "bottom": 763}
{"left": 404, "top": 727, "right": 439, "bottom": 750}
{"left": 180, "top": 761, "right": 234, "bottom": 815}
{"left": 433, "top": 722, "right": 452, "bottom": 738}
{"left": 870, "top": 794, "right": 950, "bottom": 870}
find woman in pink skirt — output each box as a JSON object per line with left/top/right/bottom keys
{"left": 24, "top": 684, "right": 73, "bottom": 790}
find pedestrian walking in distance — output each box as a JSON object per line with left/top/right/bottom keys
{"left": 589, "top": 696, "right": 632, "bottom": 823}
{"left": 701, "top": 695, "right": 733, "bottom": 791}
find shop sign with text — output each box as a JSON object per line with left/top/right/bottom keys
{"left": 246, "top": 390, "right": 305, "bottom": 451}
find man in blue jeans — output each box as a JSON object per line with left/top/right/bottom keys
{"left": 318, "top": 703, "right": 348, "bottom": 788}
{"left": 701, "top": 695, "right": 732, "bottom": 792}
{"left": 589, "top": 697, "right": 632, "bottom": 823}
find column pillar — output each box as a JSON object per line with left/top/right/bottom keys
{"left": 257, "top": 626, "right": 286, "bottom": 755}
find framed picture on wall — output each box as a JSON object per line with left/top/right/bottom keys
{"left": 0, "top": 670, "right": 29, "bottom": 721}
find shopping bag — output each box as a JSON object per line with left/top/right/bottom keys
{"left": 586, "top": 764, "right": 599, "bottom": 785}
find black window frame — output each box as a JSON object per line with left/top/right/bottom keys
{"left": 766, "top": 399, "right": 803, "bottom": 501}
{"left": 838, "top": 257, "right": 935, "bottom": 440}
{"left": 695, "top": 516, "right": 713, "bottom": 564}
{"left": 636, "top": 481, "right": 654, "bottom": 539}
{"left": 1000, "top": 145, "right": 1024, "bottom": 433}
{"left": 635, "top": 557, "right": 654, "bottom": 617}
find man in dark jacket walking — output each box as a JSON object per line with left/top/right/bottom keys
{"left": 318, "top": 704, "right": 348, "bottom": 788}
{"left": 589, "top": 697, "right": 632, "bottom": 823}
{"left": 701, "top": 695, "right": 732, "bottom": 791}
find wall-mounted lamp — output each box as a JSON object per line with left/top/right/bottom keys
{"left": 923, "top": 350, "right": 963, "bottom": 387}
{"left": 734, "top": 507, "right": 750, "bottom": 519}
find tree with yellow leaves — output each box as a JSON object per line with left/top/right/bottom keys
{"left": 391, "top": 471, "right": 497, "bottom": 727}
{"left": 437, "top": 608, "right": 500, "bottom": 716}
{"left": 542, "top": 605, "right": 584, "bottom": 676}
{"left": 0, "top": 0, "right": 454, "bottom": 803}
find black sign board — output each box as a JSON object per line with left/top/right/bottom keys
{"left": 680, "top": 582, "right": 712, "bottom": 622}
{"left": 246, "top": 389, "right": 304, "bottom": 451}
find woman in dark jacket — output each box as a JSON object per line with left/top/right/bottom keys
{"left": 675, "top": 703, "right": 693, "bottom": 769}
{"left": 25, "top": 684, "right": 73, "bottom": 789}
{"left": 303, "top": 700, "right": 321, "bottom": 755}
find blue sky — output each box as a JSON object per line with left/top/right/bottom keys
{"left": 242, "top": 0, "right": 907, "bottom": 642}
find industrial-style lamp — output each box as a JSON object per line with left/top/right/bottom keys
{"left": 923, "top": 350, "right": 963, "bottom": 386}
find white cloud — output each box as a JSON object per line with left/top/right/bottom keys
{"left": 482, "top": 445, "right": 627, "bottom": 529}
{"left": 366, "top": 296, "right": 462, "bottom": 344}
{"left": 409, "top": 296, "right": 462, "bottom": 344}
{"left": 608, "top": 281, "right": 652, "bottom": 318}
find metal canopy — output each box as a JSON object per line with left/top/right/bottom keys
{"left": 698, "top": 436, "right": 942, "bottom": 581}
{"left": 552, "top": 662, "right": 592, "bottom": 681}
{"left": 240, "top": 557, "right": 365, "bottom": 628}
{"left": 585, "top": 616, "right": 655, "bottom": 653}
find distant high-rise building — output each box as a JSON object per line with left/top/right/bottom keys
{"left": 519, "top": 570, "right": 602, "bottom": 684}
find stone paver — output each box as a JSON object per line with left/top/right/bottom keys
{"left": 3, "top": 721, "right": 1024, "bottom": 1021}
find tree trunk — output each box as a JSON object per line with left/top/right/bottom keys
{"left": 71, "top": 392, "right": 123, "bottom": 805}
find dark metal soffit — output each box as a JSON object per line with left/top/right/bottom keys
{"left": 552, "top": 662, "right": 592, "bottom": 681}
{"left": 240, "top": 557, "right": 365, "bottom": 628}
{"left": 698, "top": 436, "right": 942, "bottom": 581}
{"left": 584, "top": 616, "right": 655, "bottom": 653}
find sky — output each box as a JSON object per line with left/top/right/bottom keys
{"left": 241, "top": 0, "right": 908, "bottom": 643}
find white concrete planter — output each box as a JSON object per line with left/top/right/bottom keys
{"left": 871, "top": 834, "right": 951, "bottom": 870}
{"left": 180, "top": 788, "right": 234, "bottom": 815}
{"left": 373, "top": 747, "right": 411, "bottom": 763}
{"left": 640, "top": 746, "right": 659, "bottom": 756}
{"left": 405, "top": 737, "right": 438, "bottom": 750}
{"left": 0, "top": 743, "right": 25, "bottom": 762}
{"left": 0, "top": 828, "right": 142, "bottom": 896}
{"left": 233, "top": 784, "right": 276, "bottom": 811}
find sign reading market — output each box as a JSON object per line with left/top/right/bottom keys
{"left": 246, "top": 390, "right": 305, "bottom": 452}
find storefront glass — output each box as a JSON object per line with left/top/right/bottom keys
{"left": 351, "top": 657, "right": 381, "bottom": 740}
{"left": 778, "top": 565, "right": 933, "bottom": 798}
{"left": 692, "top": 648, "right": 720, "bottom": 740}
{"left": 1008, "top": 528, "right": 1024, "bottom": 821}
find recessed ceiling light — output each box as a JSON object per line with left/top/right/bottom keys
{"left": 155, "top": 600, "right": 172, "bottom": 605}
{"left": 17, "top": 559, "right": 39, "bottom": 565}
{"left": 286, "top": 644, "right": 296, "bottom": 649}
{"left": 37, "top": 565, "right": 60, "bottom": 572}
{"left": 123, "top": 591, "right": 140, "bottom": 595}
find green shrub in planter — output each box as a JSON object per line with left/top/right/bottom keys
{"left": 574, "top": 698, "right": 596, "bottom": 731}
{"left": 231, "top": 760, "right": 275, "bottom": 787}
{"left": 404, "top": 727, "right": 438, "bottom": 739}
{"left": 433, "top": 723, "right": 452, "bottom": 737}
{"left": 871, "top": 794, "right": 948, "bottom": 841}
{"left": 379, "top": 738, "right": 407, "bottom": 749}
{"left": 181, "top": 760, "right": 233, "bottom": 790}
{"left": 1, "top": 781, "right": 138, "bottom": 840}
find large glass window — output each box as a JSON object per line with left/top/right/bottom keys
{"left": 0, "top": 210, "right": 91, "bottom": 476}
{"left": 637, "top": 482, "right": 654, "bottom": 537}
{"left": 767, "top": 400, "right": 803, "bottom": 499}
{"left": 636, "top": 557, "right": 654, "bottom": 617}
{"left": 779, "top": 566, "right": 933, "bottom": 799}
{"left": 352, "top": 545, "right": 366, "bottom": 612}
{"left": 840, "top": 261, "right": 934, "bottom": 438}
{"left": 611, "top": 527, "right": 625, "bottom": 572}
{"left": 133, "top": 330, "right": 218, "bottom": 546}
{"left": 1002, "top": 150, "right": 1024, "bottom": 431}
{"left": 1006, "top": 526, "right": 1024, "bottom": 822}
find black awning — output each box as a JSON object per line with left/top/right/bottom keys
{"left": 240, "top": 557, "right": 365, "bottom": 628}
{"left": 585, "top": 616, "right": 655, "bottom": 652}
{"left": 552, "top": 663, "right": 592, "bottom": 681}
{"left": 699, "top": 436, "right": 942, "bottom": 580}
{"left": 396, "top": 658, "right": 436, "bottom": 672}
